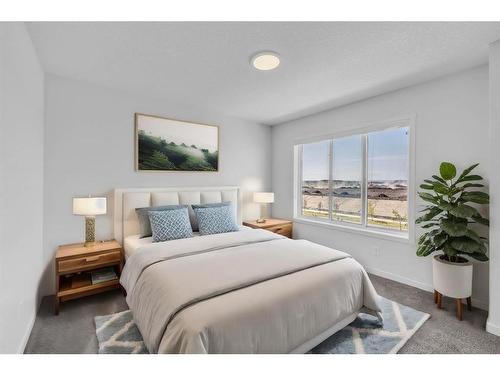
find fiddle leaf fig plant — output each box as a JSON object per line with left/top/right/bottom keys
{"left": 416, "top": 162, "right": 489, "bottom": 262}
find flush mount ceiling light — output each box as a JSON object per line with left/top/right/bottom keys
{"left": 251, "top": 52, "right": 280, "bottom": 71}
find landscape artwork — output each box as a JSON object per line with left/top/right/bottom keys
{"left": 135, "top": 113, "right": 219, "bottom": 171}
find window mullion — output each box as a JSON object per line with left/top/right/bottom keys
{"left": 361, "top": 134, "right": 368, "bottom": 227}
{"left": 328, "top": 139, "right": 333, "bottom": 221}
{"left": 297, "top": 145, "right": 303, "bottom": 217}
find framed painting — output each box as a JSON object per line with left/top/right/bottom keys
{"left": 135, "top": 113, "right": 219, "bottom": 172}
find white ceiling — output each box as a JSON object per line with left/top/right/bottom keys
{"left": 27, "top": 22, "right": 500, "bottom": 125}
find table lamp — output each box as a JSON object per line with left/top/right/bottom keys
{"left": 73, "top": 196, "right": 107, "bottom": 247}
{"left": 253, "top": 192, "right": 274, "bottom": 223}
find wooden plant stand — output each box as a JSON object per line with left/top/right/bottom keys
{"left": 434, "top": 290, "right": 472, "bottom": 320}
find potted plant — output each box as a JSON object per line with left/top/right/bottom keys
{"left": 416, "top": 162, "right": 489, "bottom": 317}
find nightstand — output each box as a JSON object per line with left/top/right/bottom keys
{"left": 54, "top": 240, "right": 124, "bottom": 315}
{"left": 243, "top": 218, "right": 293, "bottom": 238}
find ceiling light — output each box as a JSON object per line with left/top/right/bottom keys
{"left": 251, "top": 52, "right": 280, "bottom": 71}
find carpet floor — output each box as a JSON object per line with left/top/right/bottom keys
{"left": 24, "top": 274, "right": 500, "bottom": 354}
{"left": 94, "top": 297, "right": 429, "bottom": 354}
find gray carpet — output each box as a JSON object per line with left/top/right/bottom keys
{"left": 94, "top": 297, "right": 429, "bottom": 354}
{"left": 24, "top": 274, "right": 500, "bottom": 354}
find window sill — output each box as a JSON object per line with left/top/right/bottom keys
{"left": 293, "top": 216, "right": 413, "bottom": 244}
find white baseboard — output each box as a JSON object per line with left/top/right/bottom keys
{"left": 366, "top": 266, "right": 489, "bottom": 311}
{"left": 486, "top": 320, "right": 500, "bottom": 336}
{"left": 17, "top": 311, "right": 36, "bottom": 354}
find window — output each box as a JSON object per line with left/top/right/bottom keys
{"left": 296, "top": 119, "right": 412, "bottom": 238}
{"left": 301, "top": 140, "right": 330, "bottom": 218}
{"left": 332, "top": 135, "right": 363, "bottom": 224}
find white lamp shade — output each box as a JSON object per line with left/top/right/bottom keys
{"left": 73, "top": 197, "right": 107, "bottom": 216}
{"left": 253, "top": 192, "right": 274, "bottom": 204}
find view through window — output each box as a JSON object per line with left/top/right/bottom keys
{"left": 301, "top": 140, "right": 330, "bottom": 219}
{"left": 299, "top": 125, "right": 409, "bottom": 233}
{"left": 367, "top": 127, "right": 409, "bottom": 231}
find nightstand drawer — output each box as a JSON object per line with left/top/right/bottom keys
{"left": 267, "top": 223, "right": 292, "bottom": 238}
{"left": 58, "top": 250, "right": 121, "bottom": 273}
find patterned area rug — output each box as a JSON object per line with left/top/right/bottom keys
{"left": 94, "top": 297, "right": 429, "bottom": 354}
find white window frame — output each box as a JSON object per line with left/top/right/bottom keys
{"left": 293, "top": 115, "right": 416, "bottom": 243}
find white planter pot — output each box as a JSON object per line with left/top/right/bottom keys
{"left": 432, "top": 255, "right": 473, "bottom": 298}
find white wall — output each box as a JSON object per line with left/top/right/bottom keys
{"left": 0, "top": 23, "right": 45, "bottom": 353}
{"left": 487, "top": 40, "right": 500, "bottom": 335}
{"left": 42, "top": 75, "right": 272, "bottom": 296}
{"left": 272, "top": 66, "right": 490, "bottom": 309}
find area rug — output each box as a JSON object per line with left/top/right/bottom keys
{"left": 94, "top": 297, "right": 429, "bottom": 354}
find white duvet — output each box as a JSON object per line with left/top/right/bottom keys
{"left": 121, "top": 229, "right": 382, "bottom": 354}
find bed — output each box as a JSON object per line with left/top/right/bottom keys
{"left": 114, "top": 186, "right": 382, "bottom": 354}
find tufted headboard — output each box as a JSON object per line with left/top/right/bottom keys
{"left": 113, "top": 186, "right": 241, "bottom": 244}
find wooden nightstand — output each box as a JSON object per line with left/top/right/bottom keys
{"left": 54, "top": 240, "right": 124, "bottom": 315}
{"left": 243, "top": 218, "right": 293, "bottom": 238}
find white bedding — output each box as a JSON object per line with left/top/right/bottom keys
{"left": 123, "top": 225, "right": 252, "bottom": 259}
{"left": 124, "top": 235, "right": 152, "bottom": 259}
{"left": 121, "top": 228, "right": 382, "bottom": 353}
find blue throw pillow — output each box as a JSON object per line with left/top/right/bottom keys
{"left": 190, "top": 202, "right": 232, "bottom": 231}
{"left": 135, "top": 205, "right": 187, "bottom": 238}
{"left": 148, "top": 208, "right": 193, "bottom": 243}
{"left": 193, "top": 204, "right": 239, "bottom": 235}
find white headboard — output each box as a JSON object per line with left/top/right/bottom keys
{"left": 113, "top": 186, "right": 241, "bottom": 244}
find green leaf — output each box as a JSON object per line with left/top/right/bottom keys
{"left": 432, "top": 175, "right": 448, "bottom": 185}
{"left": 471, "top": 214, "right": 489, "bottom": 226}
{"left": 457, "top": 175, "right": 483, "bottom": 182}
{"left": 421, "top": 223, "right": 438, "bottom": 228}
{"left": 416, "top": 206, "right": 443, "bottom": 223}
{"left": 440, "top": 162, "right": 457, "bottom": 180}
{"left": 418, "top": 233, "right": 428, "bottom": 245}
{"left": 450, "top": 237, "right": 479, "bottom": 253}
{"left": 428, "top": 229, "right": 441, "bottom": 237}
{"left": 437, "top": 200, "right": 453, "bottom": 211}
{"left": 457, "top": 163, "right": 479, "bottom": 182}
{"left": 476, "top": 241, "right": 488, "bottom": 254}
{"left": 442, "top": 242, "right": 457, "bottom": 258}
{"left": 418, "top": 192, "right": 438, "bottom": 204}
{"left": 460, "top": 183, "right": 484, "bottom": 189}
{"left": 468, "top": 252, "right": 489, "bottom": 262}
{"left": 449, "top": 187, "right": 463, "bottom": 196}
{"left": 416, "top": 243, "right": 435, "bottom": 257}
{"left": 419, "top": 184, "right": 434, "bottom": 190}
{"left": 461, "top": 191, "right": 489, "bottom": 204}
{"left": 441, "top": 218, "right": 468, "bottom": 237}
{"left": 449, "top": 204, "right": 478, "bottom": 219}
{"left": 433, "top": 183, "right": 449, "bottom": 195}
{"left": 432, "top": 231, "right": 448, "bottom": 248}
{"left": 464, "top": 229, "right": 482, "bottom": 244}
{"left": 419, "top": 206, "right": 433, "bottom": 212}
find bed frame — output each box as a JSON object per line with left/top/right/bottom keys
{"left": 113, "top": 186, "right": 241, "bottom": 245}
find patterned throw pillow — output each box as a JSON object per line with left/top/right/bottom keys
{"left": 135, "top": 205, "right": 186, "bottom": 238}
{"left": 193, "top": 204, "right": 239, "bottom": 236}
{"left": 148, "top": 208, "right": 193, "bottom": 243}
{"left": 190, "top": 202, "right": 232, "bottom": 231}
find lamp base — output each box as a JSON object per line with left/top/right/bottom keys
{"left": 85, "top": 216, "right": 96, "bottom": 247}
{"left": 256, "top": 218, "right": 267, "bottom": 224}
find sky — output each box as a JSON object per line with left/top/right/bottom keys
{"left": 138, "top": 114, "right": 218, "bottom": 152}
{"left": 302, "top": 127, "right": 409, "bottom": 181}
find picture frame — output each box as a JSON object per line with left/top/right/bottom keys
{"left": 135, "top": 113, "right": 219, "bottom": 172}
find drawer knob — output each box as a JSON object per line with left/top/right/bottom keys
{"left": 85, "top": 255, "right": 101, "bottom": 262}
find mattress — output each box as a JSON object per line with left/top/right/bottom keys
{"left": 123, "top": 225, "right": 251, "bottom": 259}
